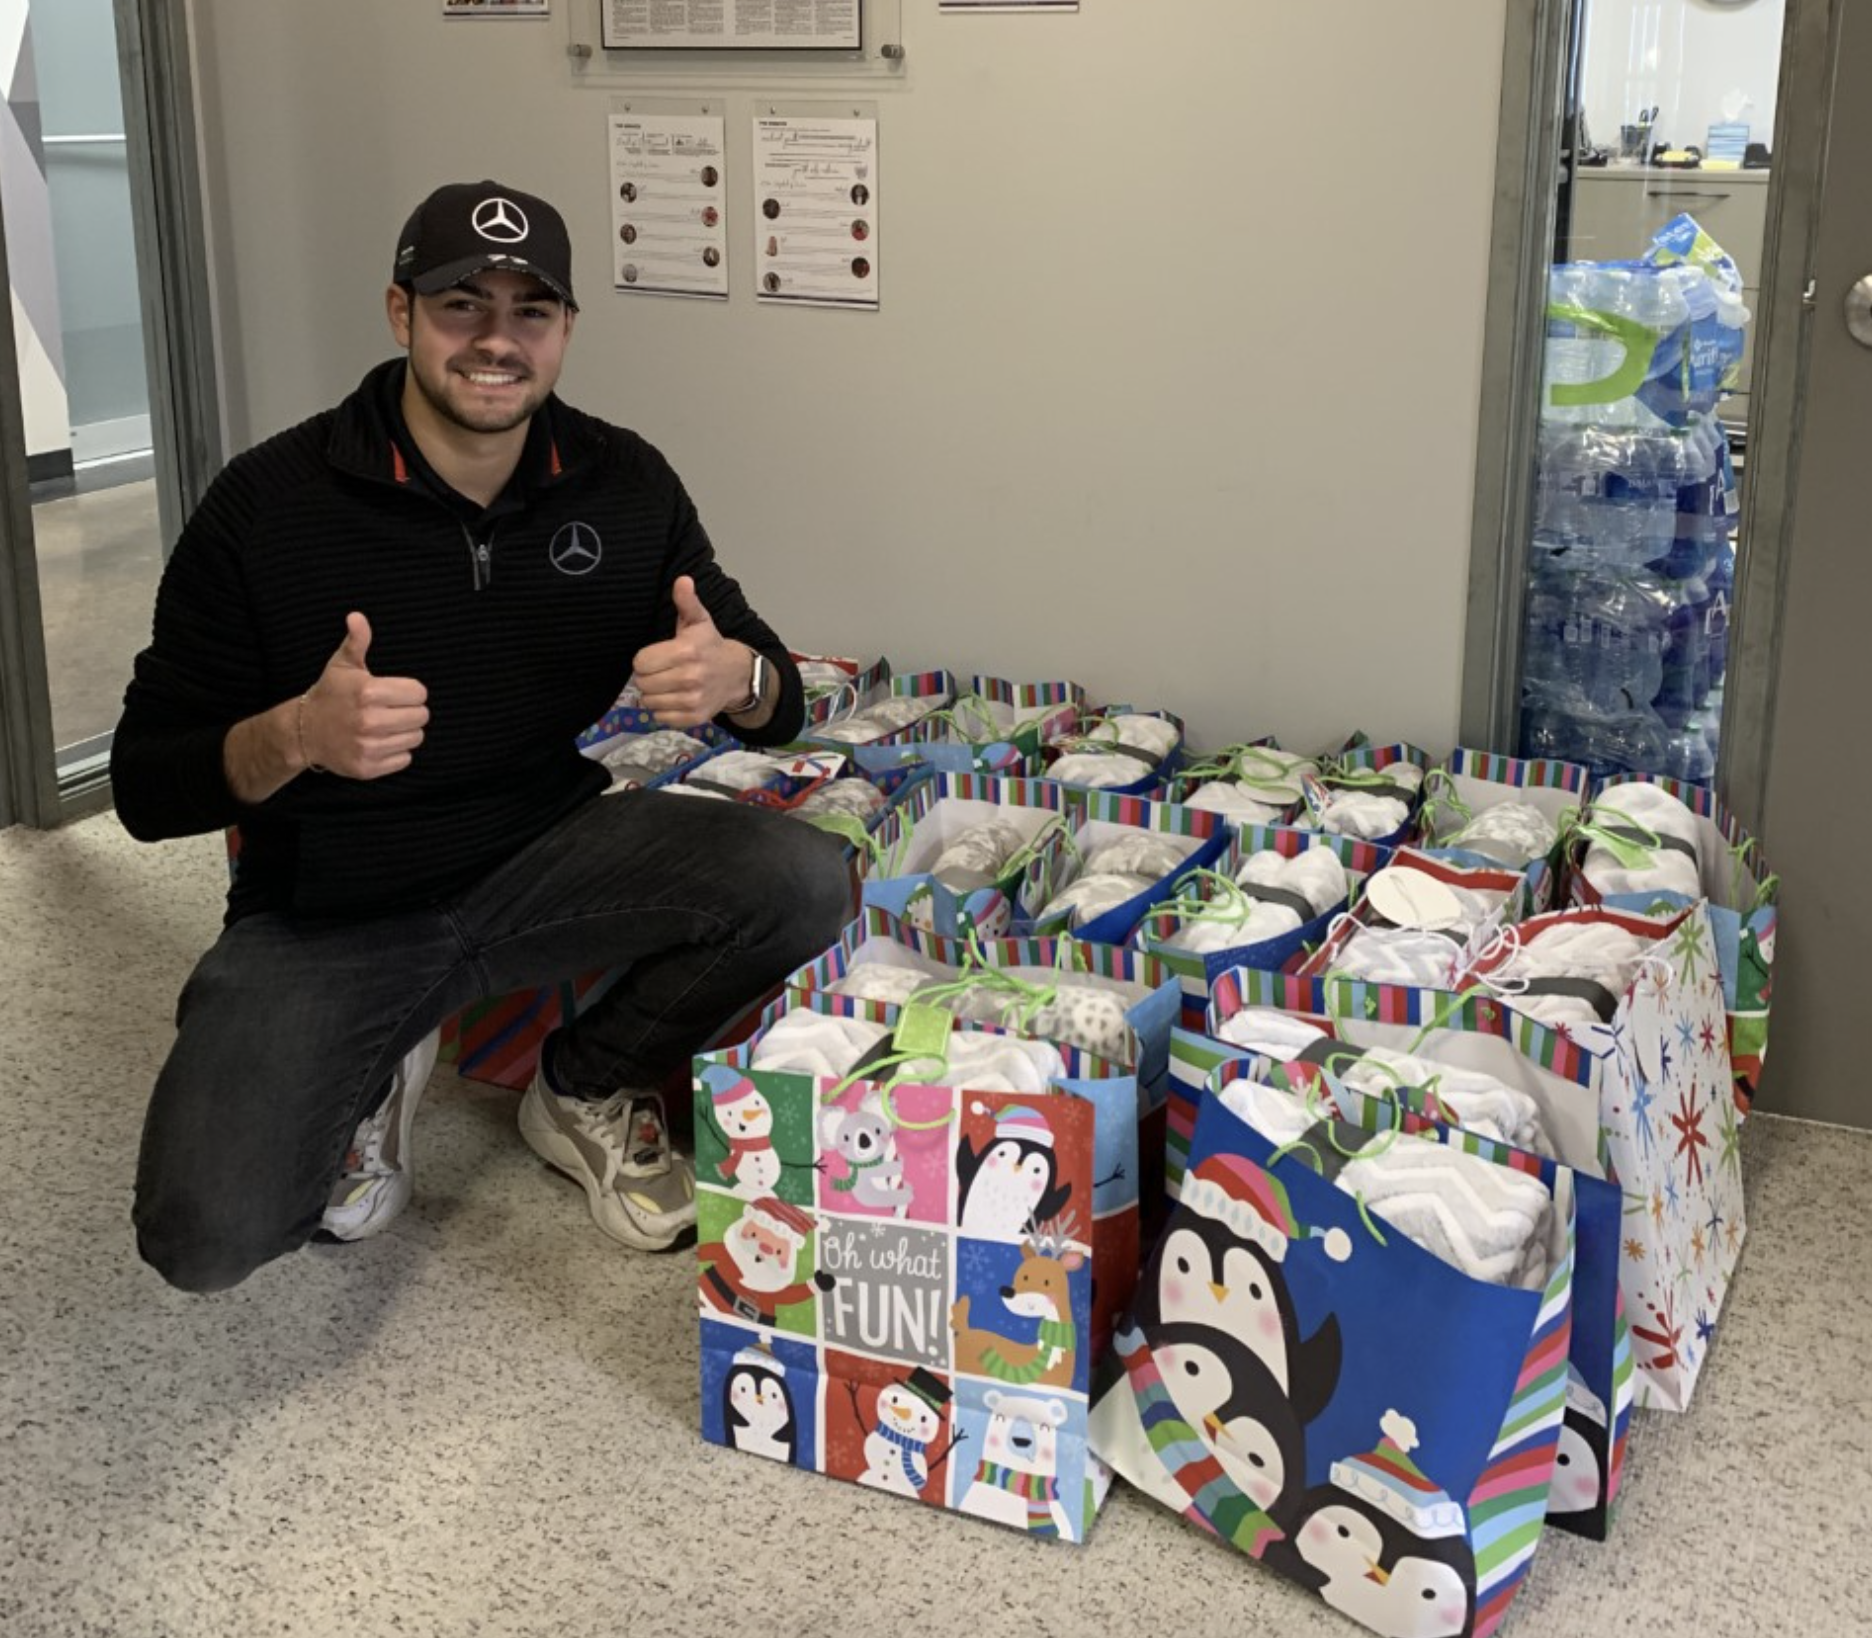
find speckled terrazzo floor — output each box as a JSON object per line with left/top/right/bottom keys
{"left": 2, "top": 812, "right": 1868, "bottom": 1638}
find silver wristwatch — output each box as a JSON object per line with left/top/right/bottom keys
{"left": 729, "top": 650, "right": 767, "bottom": 715}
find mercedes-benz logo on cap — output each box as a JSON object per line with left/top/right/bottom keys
{"left": 472, "top": 196, "right": 530, "bottom": 244}
{"left": 549, "top": 521, "right": 602, "bottom": 577}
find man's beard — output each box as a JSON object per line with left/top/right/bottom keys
{"left": 409, "top": 355, "right": 546, "bottom": 435}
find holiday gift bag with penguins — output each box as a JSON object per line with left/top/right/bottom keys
{"left": 1088, "top": 1078, "right": 1576, "bottom": 1638}
{"left": 1262, "top": 1054, "right": 1631, "bottom": 1543}
{"left": 1563, "top": 773, "right": 1776, "bottom": 1114}
{"left": 1198, "top": 900, "right": 1741, "bottom": 1414}
{"left": 786, "top": 906, "right": 1179, "bottom": 1292}
{"left": 692, "top": 1000, "right": 1136, "bottom": 1542}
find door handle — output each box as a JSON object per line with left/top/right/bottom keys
{"left": 1846, "top": 276, "right": 1872, "bottom": 347}
{"left": 1645, "top": 189, "right": 1732, "bottom": 201}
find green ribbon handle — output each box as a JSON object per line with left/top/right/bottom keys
{"left": 1545, "top": 300, "right": 1660, "bottom": 409}
{"left": 1418, "top": 768, "right": 1473, "bottom": 845}
{"left": 1572, "top": 802, "right": 1668, "bottom": 873}
{"left": 807, "top": 811, "right": 882, "bottom": 863}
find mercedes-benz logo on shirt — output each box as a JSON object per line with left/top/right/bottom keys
{"left": 472, "top": 196, "right": 530, "bottom": 244}
{"left": 549, "top": 521, "right": 603, "bottom": 576}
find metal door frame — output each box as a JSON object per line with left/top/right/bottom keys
{"left": 0, "top": 0, "right": 220, "bottom": 828}
{"left": 1459, "top": 0, "right": 1836, "bottom": 837}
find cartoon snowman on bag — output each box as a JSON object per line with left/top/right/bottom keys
{"left": 708, "top": 1076, "right": 785, "bottom": 1198}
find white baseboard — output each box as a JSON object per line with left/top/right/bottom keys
{"left": 72, "top": 414, "right": 153, "bottom": 467}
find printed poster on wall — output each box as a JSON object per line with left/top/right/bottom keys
{"left": 609, "top": 114, "right": 730, "bottom": 300}
{"left": 752, "top": 116, "right": 879, "bottom": 311}
{"left": 443, "top": 0, "right": 550, "bottom": 16}
{"left": 602, "top": 0, "right": 858, "bottom": 49}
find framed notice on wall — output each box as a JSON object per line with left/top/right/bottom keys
{"left": 601, "top": 1, "right": 860, "bottom": 50}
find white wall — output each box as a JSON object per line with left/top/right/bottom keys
{"left": 187, "top": 0, "right": 1507, "bottom": 754}
{"left": 1581, "top": 0, "right": 1786, "bottom": 155}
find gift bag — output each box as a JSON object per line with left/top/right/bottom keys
{"left": 1019, "top": 788, "right": 1229, "bottom": 945}
{"left": 792, "top": 650, "right": 891, "bottom": 726}
{"left": 1089, "top": 1080, "right": 1575, "bottom": 1638}
{"left": 962, "top": 674, "right": 1087, "bottom": 769}
{"left": 694, "top": 1004, "right": 1135, "bottom": 1541}
{"left": 805, "top": 668, "right": 956, "bottom": 750}
{"left": 1564, "top": 773, "right": 1776, "bottom": 1112}
{"left": 860, "top": 774, "right": 1073, "bottom": 938}
{"left": 1041, "top": 706, "right": 1185, "bottom": 796}
{"left": 1295, "top": 849, "right": 1532, "bottom": 992}
{"left": 1262, "top": 1054, "right": 1632, "bottom": 1542}
{"left": 1136, "top": 825, "right": 1392, "bottom": 1032}
{"left": 1205, "top": 900, "right": 1741, "bottom": 1413}
{"left": 1416, "top": 747, "right": 1591, "bottom": 912}
{"left": 1295, "top": 741, "right": 1432, "bottom": 850}
{"left": 780, "top": 914, "right": 1160, "bottom": 1348}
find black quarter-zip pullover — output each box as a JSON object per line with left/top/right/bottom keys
{"left": 112, "top": 359, "right": 805, "bottom": 922}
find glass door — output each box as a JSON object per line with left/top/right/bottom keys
{"left": 1520, "top": 0, "right": 1789, "bottom": 787}
{"left": 0, "top": 0, "right": 217, "bottom": 825}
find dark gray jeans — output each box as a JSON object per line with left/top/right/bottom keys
{"left": 133, "top": 791, "right": 852, "bottom": 1293}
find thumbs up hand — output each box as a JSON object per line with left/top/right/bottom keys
{"left": 298, "top": 612, "right": 430, "bottom": 778}
{"left": 631, "top": 575, "right": 754, "bottom": 728}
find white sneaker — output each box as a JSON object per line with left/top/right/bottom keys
{"left": 320, "top": 1030, "right": 441, "bottom": 1242}
{"left": 518, "top": 1067, "right": 697, "bottom": 1252}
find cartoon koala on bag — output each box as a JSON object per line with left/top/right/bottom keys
{"left": 820, "top": 1092, "right": 914, "bottom": 1213}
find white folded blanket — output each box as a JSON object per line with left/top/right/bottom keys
{"left": 1340, "top": 1140, "right": 1553, "bottom": 1289}
{"left": 1101, "top": 713, "right": 1181, "bottom": 762}
{"left": 1334, "top": 1048, "right": 1554, "bottom": 1156}
{"left": 685, "top": 749, "right": 794, "bottom": 792}
{"left": 791, "top": 779, "right": 886, "bottom": 821}
{"left": 1473, "top": 920, "right": 1651, "bottom": 1030}
{"left": 930, "top": 816, "right": 1031, "bottom": 891}
{"left": 1049, "top": 750, "right": 1156, "bottom": 788}
{"left": 595, "top": 730, "right": 710, "bottom": 784}
{"left": 1322, "top": 924, "right": 1463, "bottom": 989}
{"left": 1442, "top": 801, "right": 1559, "bottom": 867}
{"left": 816, "top": 694, "right": 944, "bottom": 744}
{"left": 1159, "top": 848, "right": 1346, "bottom": 956}
{"left": 1581, "top": 782, "right": 1704, "bottom": 900}
{"left": 750, "top": 1010, "right": 892, "bottom": 1078}
{"left": 1037, "top": 872, "right": 1157, "bottom": 929}
{"left": 903, "top": 1029, "right": 1067, "bottom": 1094}
{"left": 828, "top": 963, "right": 934, "bottom": 1007}
{"left": 1184, "top": 783, "right": 1291, "bottom": 824}
{"left": 1305, "top": 762, "right": 1426, "bottom": 841}
{"left": 1220, "top": 1080, "right": 1552, "bottom": 1288}
{"left": 1213, "top": 1007, "right": 1331, "bottom": 1061}
{"left": 1087, "top": 831, "right": 1192, "bottom": 881}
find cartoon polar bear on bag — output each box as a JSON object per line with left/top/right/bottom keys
{"left": 956, "top": 1389, "right": 1076, "bottom": 1541}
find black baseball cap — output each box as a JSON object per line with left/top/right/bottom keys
{"left": 392, "top": 180, "right": 578, "bottom": 309}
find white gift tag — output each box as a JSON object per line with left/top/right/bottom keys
{"left": 1364, "top": 867, "right": 1466, "bottom": 932}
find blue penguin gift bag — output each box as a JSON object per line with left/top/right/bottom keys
{"left": 1089, "top": 1083, "right": 1575, "bottom": 1638}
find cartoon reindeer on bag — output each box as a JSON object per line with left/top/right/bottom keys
{"left": 951, "top": 1214, "right": 1085, "bottom": 1390}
